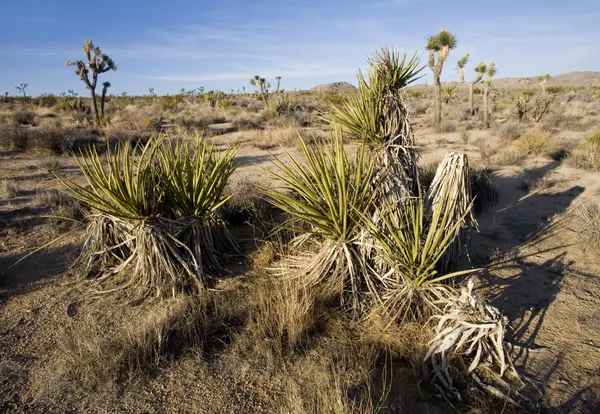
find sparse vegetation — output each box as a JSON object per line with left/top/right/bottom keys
{"left": 515, "top": 129, "right": 558, "bottom": 156}
{"left": 1, "top": 32, "right": 599, "bottom": 414}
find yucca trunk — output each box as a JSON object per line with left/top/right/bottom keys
{"left": 433, "top": 72, "right": 442, "bottom": 128}
{"left": 469, "top": 83, "right": 475, "bottom": 116}
{"left": 483, "top": 82, "right": 490, "bottom": 129}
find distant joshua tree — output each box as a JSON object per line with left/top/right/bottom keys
{"left": 457, "top": 53, "right": 469, "bottom": 85}
{"left": 250, "top": 75, "right": 269, "bottom": 105}
{"left": 482, "top": 61, "right": 497, "bottom": 128}
{"left": 426, "top": 30, "right": 457, "bottom": 128}
{"left": 469, "top": 62, "right": 487, "bottom": 116}
{"left": 538, "top": 74, "right": 550, "bottom": 95}
{"left": 242, "top": 86, "right": 246, "bottom": 94}
{"left": 15, "top": 83, "right": 28, "bottom": 98}
{"left": 66, "top": 40, "right": 116, "bottom": 124}
{"left": 275, "top": 76, "right": 282, "bottom": 93}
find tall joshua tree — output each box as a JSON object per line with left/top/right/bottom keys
{"left": 482, "top": 61, "right": 497, "bottom": 128}
{"left": 457, "top": 53, "right": 469, "bottom": 85}
{"left": 426, "top": 30, "right": 457, "bottom": 128}
{"left": 469, "top": 63, "right": 487, "bottom": 116}
{"left": 275, "top": 76, "right": 282, "bottom": 93}
{"left": 250, "top": 75, "right": 269, "bottom": 106}
{"left": 66, "top": 40, "right": 116, "bottom": 124}
{"left": 538, "top": 74, "right": 550, "bottom": 95}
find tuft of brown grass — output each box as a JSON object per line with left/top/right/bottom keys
{"left": 570, "top": 198, "right": 600, "bottom": 249}
{"left": 567, "top": 132, "right": 600, "bottom": 171}
{"left": 514, "top": 129, "right": 557, "bottom": 156}
{"left": 1, "top": 179, "right": 19, "bottom": 198}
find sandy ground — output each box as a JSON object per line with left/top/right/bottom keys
{"left": 1, "top": 119, "right": 600, "bottom": 412}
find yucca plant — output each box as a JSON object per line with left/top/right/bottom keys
{"left": 364, "top": 187, "right": 476, "bottom": 324}
{"left": 263, "top": 132, "right": 382, "bottom": 315}
{"left": 424, "top": 279, "right": 527, "bottom": 407}
{"left": 58, "top": 136, "right": 238, "bottom": 298}
{"left": 158, "top": 138, "right": 239, "bottom": 277}
{"left": 58, "top": 137, "right": 198, "bottom": 297}
{"left": 326, "top": 49, "right": 425, "bottom": 200}
{"left": 425, "top": 153, "right": 477, "bottom": 272}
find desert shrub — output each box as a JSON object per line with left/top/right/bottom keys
{"left": 515, "top": 129, "right": 557, "bottom": 156}
{"left": 11, "top": 110, "right": 37, "bottom": 126}
{"left": 459, "top": 127, "right": 470, "bottom": 144}
{"left": 570, "top": 199, "right": 600, "bottom": 249}
{"left": 439, "top": 119, "right": 457, "bottom": 133}
{"left": 474, "top": 137, "right": 498, "bottom": 164}
{"left": 497, "top": 122, "right": 523, "bottom": 140}
{"left": 30, "top": 128, "right": 102, "bottom": 155}
{"left": 585, "top": 130, "right": 600, "bottom": 146}
{"left": 492, "top": 147, "right": 525, "bottom": 166}
{"left": 542, "top": 112, "right": 566, "bottom": 129}
{"left": 141, "top": 116, "right": 163, "bottom": 133}
{"left": 410, "top": 101, "right": 429, "bottom": 116}
{"left": 418, "top": 159, "right": 440, "bottom": 192}
{"left": 1, "top": 179, "right": 19, "bottom": 198}
{"left": 406, "top": 89, "right": 425, "bottom": 98}
{"left": 568, "top": 141, "right": 600, "bottom": 171}
{"left": 546, "top": 86, "right": 582, "bottom": 94}
{"left": 0, "top": 127, "right": 29, "bottom": 151}
{"left": 449, "top": 104, "right": 470, "bottom": 122}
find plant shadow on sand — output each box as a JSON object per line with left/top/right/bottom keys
{"left": 468, "top": 158, "right": 600, "bottom": 411}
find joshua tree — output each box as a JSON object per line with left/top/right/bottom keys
{"left": 538, "top": 74, "right": 550, "bottom": 94}
{"left": 66, "top": 40, "right": 116, "bottom": 124}
{"left": 426, "top": 30, "right": 457, "bottom": 128}
{"left": 242, "top": 86, "right": 246, "bottom": 94}
{"left": 469, "top": 63, "right": 487, "bottom": 116}
{"left": 250, "top": 75, "right": 269, "bottom": 105}
{"left": 100, "top": 82, "right": 111, "bottom": 117}
{"left": 15, "top": 83, "right": 28, "bottom": 98}
{"left": 457, "top": 53, "right": 469, "bottom": 85}
{"left": 275, "top": 76, "right": 282, "bottom": 93}
{"left": 482, "top": 62, "right": 497, "bottom": 128}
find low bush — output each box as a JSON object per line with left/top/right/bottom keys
{"left": 496, "top": 122, "right": 523, "bottom": 140}
{"left": 515, "top": 129, "right": 557, "bottom": 156}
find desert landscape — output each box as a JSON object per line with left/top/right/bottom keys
{"left": 1, "top": 30, "right": 600, "bottom": 413}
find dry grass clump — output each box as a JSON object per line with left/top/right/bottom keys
{"left": 514, "top": 129, "right": 557, "bottom": 156}
{"left": 496, "top": 122, "right": 523, "bottom": 140}
{"left": 0, "top": 179, "right": 19, "bottom": 198}
{"left": 52, "top": 295, "right": 207, "bottom": 393}
{"left": 570, "top": 198, "right": 600, "bottom": 249}
{"left": 567, "top": 130, "right": 600, "bottom": 171}
{"left": 255, "top": 125, "right": 316, "bottom": 149}
{"left": 470, "top": 169, "right": 498, "bottom": 213}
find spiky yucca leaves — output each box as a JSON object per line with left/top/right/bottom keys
{"left": 365, "top": 190, "right": 476, "bottom": 324}
{"left": 425, "top": 153, "right": 477, "bottom": 273}
{"left": 327, "top": 49, "right": 424, "bottom": 200}
{"left": 158, "top": 139, "right": 239, "bottom": 276}
{"left": 264, "top": 133, "right": 381, "bottom": 315}
{"left": 59, "top": 137, "right": 202, "bottom": 297}
{"left": 424, "top": 279, "right": 527, "bottom": 407}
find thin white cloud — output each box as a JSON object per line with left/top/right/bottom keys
{"left": 146, "top": 67, "right": 357, "bottom": 82}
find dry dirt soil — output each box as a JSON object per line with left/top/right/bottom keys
{"left": 1, "top": 111, "right": 600, "bottom": 412}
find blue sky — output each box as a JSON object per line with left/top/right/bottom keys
{"left": 0, "top": 0, "right": 598, "bottom": 96}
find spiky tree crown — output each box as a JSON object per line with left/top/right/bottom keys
{"left": 487, "top": 62, "right": 497, "bottom": 82}
{"left": 426, "top": 30, "right": 457, "bottom": 52}
{"left": 457, "top": 53, "right": 469, "bottom": 69}
{"left": 66, "top": 40, "right": 116, "bottom": 90}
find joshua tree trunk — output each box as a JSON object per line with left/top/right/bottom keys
{"left": 483, "top": 82, "right": 490, "bottom": 128}
{"left": 100, "top": 83, "right": 110, "bottom": 117}
{"left": 90, "top": 89, "right": 99, "bottom": 123}
{"left": 469, "top": 83, "right": 475, "bottom": 116}
{"left": 433, "top": 71, "right": 442, "bottom": 127}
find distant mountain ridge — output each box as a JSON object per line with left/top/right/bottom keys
{"left": 312, "top": 81, "right": 356, "bottom": 92}
{"left": 407, "top": 71, "right": 600, "bottom": 89}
